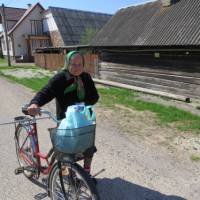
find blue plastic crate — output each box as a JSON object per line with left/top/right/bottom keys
{"left": 50, "top": 125, "right": 96, "bottom": 154}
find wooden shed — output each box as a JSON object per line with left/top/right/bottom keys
{"left": 34, "top": 45, "right": 99, "bottom": 76}
{"left": 91, "top": 0, "right": 200, "bottom": 98}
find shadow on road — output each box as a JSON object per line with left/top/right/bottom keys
{"left": 28, "top": 176, "right": 186, "bottom": 200}
{"left": 28, "top": 177, "right": 48, "bottom": 200}
{"left": 97, "top": 177, "right": 186, "bottom": 200}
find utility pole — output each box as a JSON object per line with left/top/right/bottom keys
{"left": 1, "top": 4, "right": 11, "bottom": 66}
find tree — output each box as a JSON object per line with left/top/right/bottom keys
{"left": 80, "top": 27, "right": 97, "bottom": 45}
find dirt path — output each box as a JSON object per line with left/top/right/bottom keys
{"left": 0, "top": 77, "right": 200, "bottom": 200}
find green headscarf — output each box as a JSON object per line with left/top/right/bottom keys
{"left": 63, "top": 51, "right": 85, "bottom": 101}
{"left": 64, "top": 50, "right": 80, "bottom": 69}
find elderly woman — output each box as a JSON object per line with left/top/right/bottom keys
{"left": 27, "top": 50, "right": 99, "bottom": 175}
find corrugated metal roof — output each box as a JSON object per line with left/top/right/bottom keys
{"left": 91, "top": 0, "right": 200, "bottom": 47}
{"left": 8, "top": 3, "right": 44, "bottom": 35}
{"left": 0, "top": 6, "right": 26, "bottom": 31}
{"left": 49, "top": 7, "right": 112, "bottom": 45}
{"left": 0, "top": 6, "right": 26, "bottom": 21}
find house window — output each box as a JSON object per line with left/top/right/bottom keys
{"left": 30, "top": 20, "right": 43, "bottom": 35}
{"left": 30, "top": 39, "right": 50, "bottom": 55}
{"left": 0, "top": 24, "right": 2, "bottom": 32}
{"left": 42, "top": 18, "right": 49, "bottom": 35}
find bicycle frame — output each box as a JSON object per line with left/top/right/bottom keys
{"left": 16, "top": 108, "right": 84, "bottom": 177}
{"left": 17, "top": 116, "right": 55, "bottom": 176}
{"left": 14, "top": 107, "right": 100, "bottom": 199}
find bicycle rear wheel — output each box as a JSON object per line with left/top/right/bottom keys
{"left": 15, "top": 124, "right": 38, "bottom": 178}
{"left": 49, "top": 161, "right": 99, "bottom": 200}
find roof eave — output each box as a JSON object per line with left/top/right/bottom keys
{"left": 8, "top": 2, "right": 45, "bottom": 35}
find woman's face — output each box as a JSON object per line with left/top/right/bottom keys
{"left": 69, "top": 54, "right": 84, "bottom": 76}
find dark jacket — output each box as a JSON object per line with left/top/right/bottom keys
{"left": 30, "top": 70, "right": 99, "bottom": 120}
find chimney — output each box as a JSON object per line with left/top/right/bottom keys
{"left": 162, "top": 0, "right": 171, "bottom": 7}
{"left": 27, "top": 3, "right": 32, "bottom": 8}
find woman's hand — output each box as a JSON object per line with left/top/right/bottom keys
{"left": 27, "top": 104, "right": 40, "bottom": 116}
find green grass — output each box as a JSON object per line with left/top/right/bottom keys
{"left": 1, "top": 67, "right": 200, "bottom": 133}
{"left": 0, "top": 73, "right": 51, "bottom": 92}
{"left": 0, "top": 65, "right": 38, "bottom": 70}
{"left": 14, "top": 76, "right": 51, "bottom": 91}
{"left": 0, "top": 65, "right": 52, "bottom": 91}
{"left": 98, "top": 87, "right": 200, "bottom": 133}
{"left": 0, "top": 58, "right": 7, "bottom": 64}
{"left": 190, "top": 155, "right": 200, "bottom": 162}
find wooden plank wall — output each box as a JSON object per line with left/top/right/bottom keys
{"left": 34, "top": 53, "right": 98, "bottom": 76}
{"left": 34, "top": 53, "right": 65, "bottom": 71}
{"left": 99, "top": 51, "right": 200, "bottom": 98}
{"left": 83, "top": 54, "right": 98, "bottom": 76}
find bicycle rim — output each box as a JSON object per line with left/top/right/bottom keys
{"left": 15, "top": 125, "right": 37, "bottom": 178}
{"left": 49, "top": 162, "right": 99, "bottom": 200}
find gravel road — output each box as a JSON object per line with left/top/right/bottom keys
{"left": 0, "top": 77, "right": 199, "bottom": 200}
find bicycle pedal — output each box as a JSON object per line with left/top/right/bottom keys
{"left": 14, "top": 167, "right": 24, "bottom": 175}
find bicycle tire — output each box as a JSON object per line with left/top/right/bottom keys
{"left": 49, "top": 161, "right": 100, "bottom": 200}
{"left": 15, "top": 124, "right": 38, "bottom": 178}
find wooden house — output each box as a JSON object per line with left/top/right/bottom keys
{"left": 0, "top": 3, "right": 50, "bottom": 62}
{"left": 0, "top": 3, "right": 111, "bottom": 62}
{"left": 91, "top": 0, "right": 200, "bottom": 98}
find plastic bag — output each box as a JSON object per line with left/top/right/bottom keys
{"left": 58, "top": 104, "right": 96, "bottom": 129}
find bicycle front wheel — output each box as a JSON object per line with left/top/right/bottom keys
{"left": 49, "top": 161, "right": 99, "bottom": 200}
{"left": 15, "top": 124, "right": 37, "bottom": 178}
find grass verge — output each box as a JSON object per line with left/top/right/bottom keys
{"left": 1, "top": 68, "right": 200, "bottom": 133}
{"left": 0, "top": 58, "right": 7, "bottom": 64}
{"left": 98, "top": 87, "right": 200, "bottom": 133}
{"left": 0, "top": 65, "right": 38, "bottom": 70}
{"left": 0, "top": 73, "right": 51, "bottom": 92}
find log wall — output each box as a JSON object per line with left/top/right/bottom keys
{"left": 99, "top": 51, "right": 200, "bottom": 98}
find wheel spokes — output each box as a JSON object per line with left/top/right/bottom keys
{"left": 52, "top": 169, "right": 94, "bottom": 200}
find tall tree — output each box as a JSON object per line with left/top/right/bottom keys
{"left": 80, "top": 27, "right": 97, "bottom": 45}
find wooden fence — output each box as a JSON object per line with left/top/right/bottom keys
{"left": 34, "top": 53, "right": 65, "bottom": 71}
{"left": 34, "top": 53, "right": 98, "bottom": 76}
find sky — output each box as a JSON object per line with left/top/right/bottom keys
{"left": 0, "top": 0, "right": 154, "bottom": 14}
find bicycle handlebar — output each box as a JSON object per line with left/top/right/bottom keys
{"left": 22, "top": 105, "right": 59, "bottom": 123}
{"left": 39, "top": 109, "right": 59, "bottom": 123}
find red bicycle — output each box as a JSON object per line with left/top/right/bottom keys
{"left": 14, "top": 105, "right": 99, "bottom": 200}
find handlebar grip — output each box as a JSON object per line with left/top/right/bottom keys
{"left": 22, "top": 104, "right": 29, "bottom": 115}
{"left": 20, "top": 105, "right": 59, "bottom": 123}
